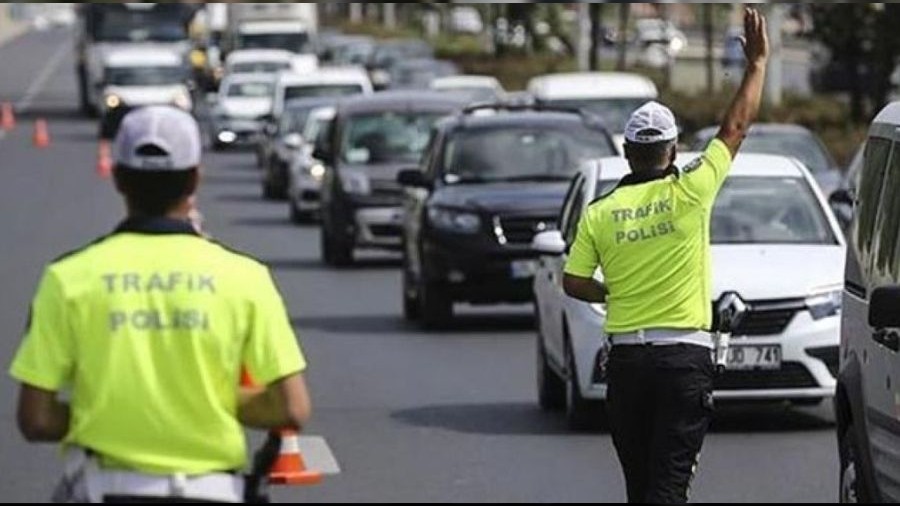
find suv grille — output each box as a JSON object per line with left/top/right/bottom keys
{"left": 496, "top": 216, "right": 556, "bottom": 245}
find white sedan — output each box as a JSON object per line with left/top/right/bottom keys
{"left": 533, "top": 153, "right": 846, "bottom": 430}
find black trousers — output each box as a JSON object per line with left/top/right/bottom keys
{"left": 607, "top": 344, "right": 715, "bottom": 504}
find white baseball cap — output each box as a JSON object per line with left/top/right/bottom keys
{"left": 624, "top": 101, "right": 679, "bottom": 144}
{"left": 113, "top": 106, "right": 202, "bottom": 171}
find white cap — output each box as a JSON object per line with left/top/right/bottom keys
{"left": 113, "top": 106, "right": 202, "bottom": 171}
{"left": 624, "top": 101, "right": 679, "bottom": 144}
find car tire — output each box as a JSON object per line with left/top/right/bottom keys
{"left": 419, "top": 278, "right": 452, "bottom": 330}
{"left": 840, "top": 424, "right": 873, "bottom": 503}
{"left": 565, "top": 341, "right": 606, "bottom": 432}
{"left": 402, "top": 263, "right": 420, "bottom": 321}
{"left": 537, "top": 322, "right": 566, "bottom": 412}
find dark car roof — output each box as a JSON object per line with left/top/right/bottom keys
{"left": 337, "top": 91, "right": 469, "bottom": 116}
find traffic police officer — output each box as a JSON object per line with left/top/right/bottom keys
{"left": 563, "top": 8, "right": 770, "bottom": 504}
{"left": 10, "top": 106, "right": 311, "bottom": 503}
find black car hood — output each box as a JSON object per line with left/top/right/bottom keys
{"left": 430, "top": 182, "right": 570, "bottom": 215}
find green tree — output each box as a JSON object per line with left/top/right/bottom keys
{"left": 810, "top": 3, "right": 900, "bottom": 121}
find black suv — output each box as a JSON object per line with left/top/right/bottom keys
{"left": 315, "top": 91, "right": 468, "bottom": 266}
{"left": 397, "top": 105, "right": 617, "bottom": 328}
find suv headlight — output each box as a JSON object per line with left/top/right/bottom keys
{"left": 308, "top": 163, "right": 326, "bottom": 181}
{"left": 427, "top": 207, "right": 482, "bottom": 234}
{"left": 340, "top": 172, "right": 370, "bottom": 195}
{"left": 806, "top": 288, "right": 843, "bottom": 320}
{"left": 104, "top": 94, "right": 122, "bottom": 109}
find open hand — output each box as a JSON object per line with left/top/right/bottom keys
{"left": 741, "top": 7, "right": 770, "bottom": 67}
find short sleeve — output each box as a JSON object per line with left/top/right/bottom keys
{"left": 243, "top": 270, "right": 307, "bottom": 386}
{"left": 677, "top": 138, "right": 733, "bottom": 205}
{"left": 564, "top": 212, "right": 601, "bottom": 278}
{"left": 9, "top": 269, "right": 75, "bottom": 391}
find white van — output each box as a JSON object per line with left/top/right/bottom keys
{"left": 837, "top": 101, "right": 900, "bottom": 503}
{"left": 271, "top": 68, "right": 373, "bottom": 119}
{"left": 527, "top": 72, "right": 659, "bottom": 151}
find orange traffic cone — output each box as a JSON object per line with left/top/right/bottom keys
{"left": 1, "top": 102, "right": 15, "bottom": 131}
{"left": 268, "top": 429, "right": 323, "bottom": 486}
{"left": 33, "top": 119, "right": 50, "bottom": 148}
{"left": 239, "top": 368, "right": 323, "bottom": 487}
{"left": 96, "top": 141, "right": 113, "bottom": 179}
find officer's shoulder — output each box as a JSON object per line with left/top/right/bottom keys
{"left": 205, "top": 239, "right": 270, "bottom": 273}
{"left": 588, "top": 183, "right": 621, "bottom": 207}
{"left": 48, "top": 233, "right": 116, "bottom": 269}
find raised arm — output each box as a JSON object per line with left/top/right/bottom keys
{"left": 717, "top": 8, "right": 771, "bottom": 158}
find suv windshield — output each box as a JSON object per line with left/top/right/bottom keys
{"left": 226, "top": 81, "right": 273, "bottom": 98}
{"left": 231, "top": 62, "right": 291, "bottom": 75}
{"left": 543, "top": 98, "right": 648, "bottom": 133}
{"left": 341, "top": 112, "right": 445, "bottom": 165}
{"left": 443, "top": 125, "right": 615, "bottom": 183}
{"left": 711, "top": 177, "right": 836, "bottom": 245}
{"left": 285, "top": 85, "right": 363, "bottom": 101}
{"left": 106, "top": 66, "right": 185, "bottom": 86}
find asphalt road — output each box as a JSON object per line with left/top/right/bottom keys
{"left": 0, "top": 29, "right": 838, "bottom": 503}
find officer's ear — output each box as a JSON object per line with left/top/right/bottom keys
{"left": 186, "top": 167, "right": 201, "bottom": 197}
{"left": 668, "top": 142, "right": 678, "bottom": 165}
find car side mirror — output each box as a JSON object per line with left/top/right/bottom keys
{"left": 532, "top": 230, "right": 566, "bottom": 256}
{"left": 829, "top": 189, "right": 854, "bottom": 207}
{"left": 284, "top": 133, "right": 304, "bottom": 150}
{"left": 870, "top": 286, "right": 900, "bottom": 329}
{"left": 397, "top": 169, "right": 431, "bottom": 189}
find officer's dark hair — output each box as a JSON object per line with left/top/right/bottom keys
{"left": 113, "top": 144, "right": 199, "bottom": 217}
{"left": 624, "top": 128, "right": 677, "bottom": 174}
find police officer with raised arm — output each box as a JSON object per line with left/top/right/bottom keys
{"left": 562, "top": 8, "right": 770, "bottom": 504}
{"left": 10, "top": 106, "right": 311, "bottom": 503}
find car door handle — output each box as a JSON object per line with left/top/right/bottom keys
{"left": 874, "top": 329, "right": 900, "bottom": 353}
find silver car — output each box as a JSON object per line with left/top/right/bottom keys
{"left": 288, "top": 106, "right": 335, "bottom": 223}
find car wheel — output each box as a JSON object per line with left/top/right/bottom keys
{"left": 565, "top": 341, "right": 605, "bottom": 432}
{"left": 402, "top": 262, "right": 420, "bottom": 321}
{"left": 537, "top": 320, "right": 566, "bottom": 412}
{"left": 840, "top": 424, "right": 872, "bottom": 503}
{"left": 419, "top": 278, "right": 452, "bottom": 330}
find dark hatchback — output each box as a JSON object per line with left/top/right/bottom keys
{"left": 315, "top": 91, "right": 469, "bottom": 267}
{"left": 398, "top": 105, "right": 617, "bottom": 328}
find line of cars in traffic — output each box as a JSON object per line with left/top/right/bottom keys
{"left": 87, "top": 19, "right": 856, "bottom": 444}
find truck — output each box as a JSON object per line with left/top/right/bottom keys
{"left": 75, "top": 3, "right": 199, "bottom": 116}
{"left": 222, "top": 3, "right": 319, "bottom": 56}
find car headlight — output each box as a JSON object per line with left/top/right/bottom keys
{"left": 309, "top": 163, "right": 326, "bottom": 182}
{"left": 105, "top": 94, "right": 122, "bottom": 109}
{"left": 340, "top": 172, "right": 370, "bottom": 195}
{"left": 427, "top": 207, "right": 482, "bottom": 234}
{"left": 173, "top": 92, "right": 192, "bottom": 111}
{"left": 806, "top": 288, "right": 843, "bottom": 320}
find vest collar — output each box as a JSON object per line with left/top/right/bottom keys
{"left": 619, "top": 165, "right": 680, "bottom": 188}
{"left": 114, "top": 217, "right": 201, "bottom": 237}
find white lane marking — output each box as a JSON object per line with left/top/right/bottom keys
{"left": 15, "top": 39, "right": 70, "bottom": 113}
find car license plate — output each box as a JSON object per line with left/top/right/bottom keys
{"left": 510, "top": 260, "right": 539, "bottom": 279}
{"left": 726, "top": 345, "right": 782, "bottom": 371}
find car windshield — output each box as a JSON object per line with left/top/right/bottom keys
{"left": 105, "top": 66, "right": 185, "bottom": 86}
{"left": 341, "top": 112, "right": 445, "bottom": 165}
{"left": 443, "top": 126, "right": 615, "bottom": 183}
{"left": 225, "top": 81, "right": 273, "bottom": 98}
{"left": 543, "top": 98, "right": 650, "bottom": 134}
{"left": 279, "top": 106, "right": 316, "bottom": 134}
{"left": 303, "top": 114, "right": 333, "bottom": 142}
{"left": 95, "top": 8, "right": 188, "bottom": 43}
{"left": 285, "top": 85, "right": 363, "bottom": 101}
{"left": 711, "top": 177, "right": 836, "bottom": 244}
{"left": 694, "top": 130, "right": 833, "bottom": 174}
{"left": 230, "top": 62, "right": 291, "bottom": 74}
{"left": 237, "top": 33, "right": 312, "bottom": 54}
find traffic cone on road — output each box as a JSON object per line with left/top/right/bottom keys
{"left": 267, "top": 429, "right": 323, "bottom": 486}
{"left": 32, "top": 119, "right": 50, "bottom": 148}
{"left": 1, "top": 102, "right": 15, "bottom": 131}
{"left": 240, "top": 368, "right": 323, "bottom": 487}
{"left": 96, "top": 140, "right": 113, "bottom": 179}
